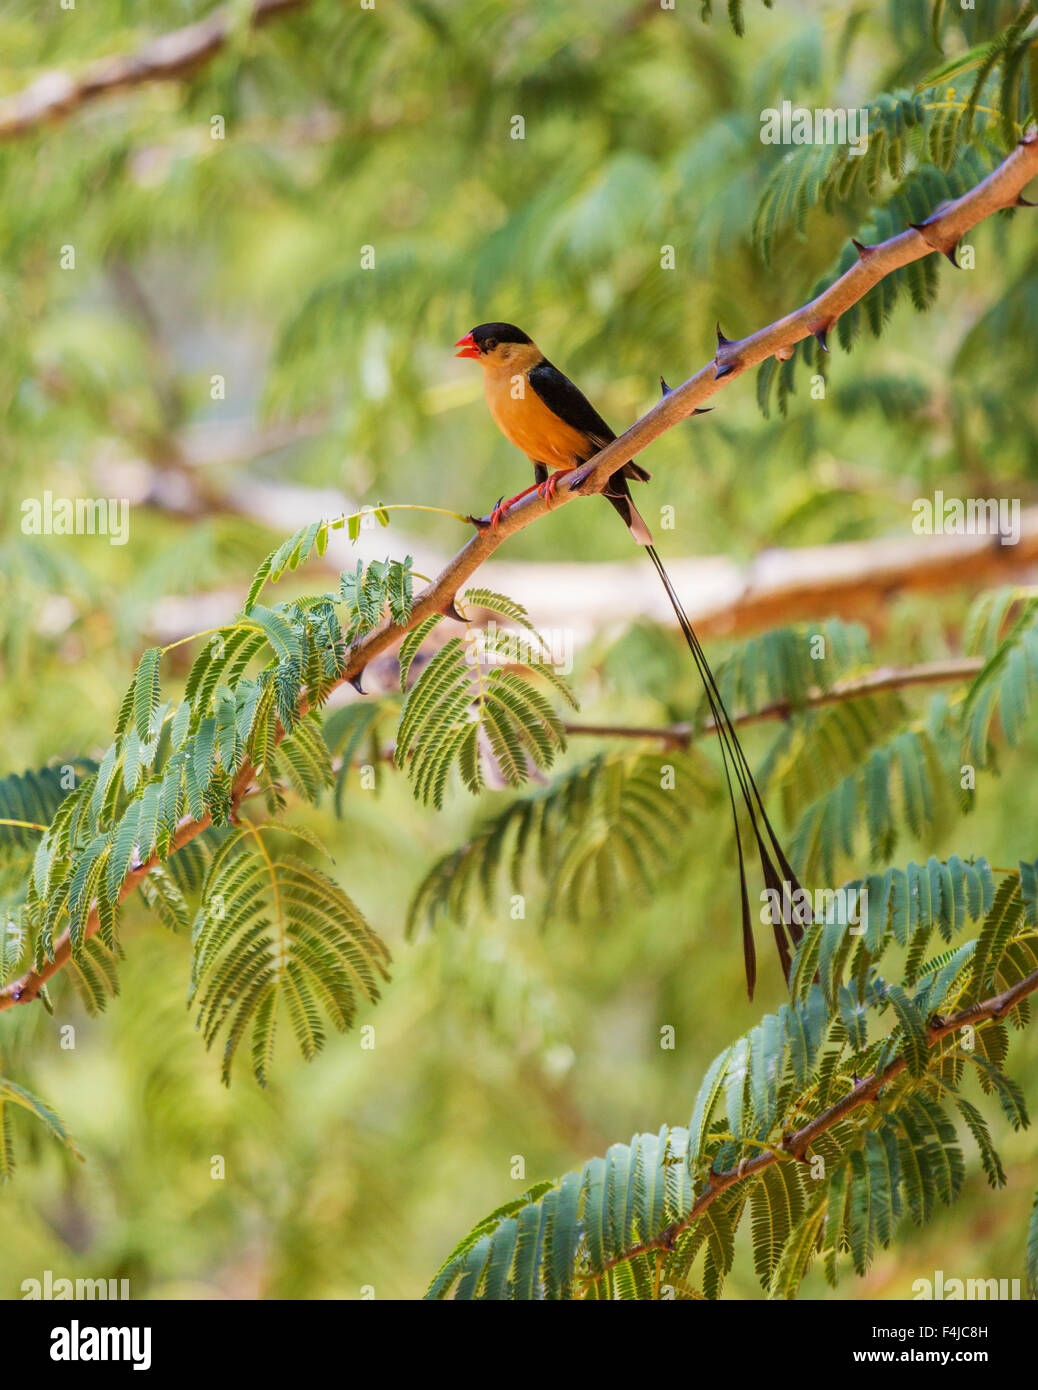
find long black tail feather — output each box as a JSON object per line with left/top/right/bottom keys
{"left": 644, "top": 545, "right": 810, "bottom": 997}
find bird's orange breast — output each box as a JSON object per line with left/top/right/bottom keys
{"left": 483, "top": 370, "right": 589, "bottom": 469}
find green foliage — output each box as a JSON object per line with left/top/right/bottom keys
{"left": 962, "top": 592, "right": 1038, "bottom": 767}
{"left": 323, "top": 701, "right": 389, "bottom": 812}
{"left": 407, "top": 751, "right": 711, "bottom": 936}
{"left": 407, "top": 594, "right": 1038, "bottom": 936}
{"left": 394, "top": 589, "right": 577, "bottom": 808}
{"left": 3, "top": 520, "right": 580, "bottom": 1094}
{"left": 0, "top": 1074, "right": 81, "bottom": 1182}
{"left": 426, "top": 1125, "right": 695, "bottom": 1299}
{"left": 786, "top": 701, "right": 958, "bottom": 883}
{"left": 753, "top": 11, "right": 1036, "bottom": 266}
{"left": 189, "top": 825, "right": 390, "bottom": 1086}
{"left": 713, "top": 619, "right": 872, "bottom": 717}
{"left": 0, "top": 761, "right": 96, "bottom": 858}
{"left": 1, "top": 0, "right": 1037, "bottom": 1299}
{"left": 750, "top": 1, "right": 1036, "bottom": 421}
{"left": 430, "top": 852, "right": 1035, "bottom": 1299}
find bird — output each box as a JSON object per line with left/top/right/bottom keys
{"left": 454, "top": 321, "right": 808, "bottom": 996}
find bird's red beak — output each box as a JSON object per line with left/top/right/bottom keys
{"left": 454, "top": 331, "right": 480, "bottom": 360}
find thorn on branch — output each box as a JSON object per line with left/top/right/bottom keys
{"left": 657, "top": 1225, "right": 678, "bottom": 1252}
{"left": 1016, "top": 194, "right": 1036, "bottom": 207}
{"left": 908, "top": 216, "right": 961, "bottom": 268}
{"left": 442, "top": 599, "right": 465, "bottom": 622}
{"left": 348, "top": 671, "right": 366, "bottom": 695}
{"left": 660, "top": 377, "right": 712, "bottom": 414}
{"left": 811, "top": 324, "right": 831, "bottom": 353}
{"left": 713, "top": 323, "right": 742, "bottom": 379}
{"left": 851, "top": 238, "right": 873, "bottom": 259}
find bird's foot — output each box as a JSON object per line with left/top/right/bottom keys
{"left": 536, "top": 472, "right": 563, "bottom": 507}
{"left": 472, "top": 482, "right": 544, "bottom": 530}
{"left": 466, "top": 496, "right": 505, "bottom": 530}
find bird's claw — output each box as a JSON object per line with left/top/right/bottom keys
{"left": 537, "top": 473, "right": 562, "bottom": 507}
{"left": 466, "top": 496, "right": 505, "bottom": 531}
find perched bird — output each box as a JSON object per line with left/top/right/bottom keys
{"left": 453, "top": 322, "right": 653, "bottom": 543}
{"left": 455, "top": 321, "right": 807, "bottom": 996}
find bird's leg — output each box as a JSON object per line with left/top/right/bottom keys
{"left": 468, "top": 466, "right": 573, "bottom": 529}
{"left": 536, "top": 467, "right": 573, "bottom": 508}
{"left": 468, "top": 481, "right": 542, "bottom": 530}
{"left": 470, "top": 464, "right": 552, "bottom": 530}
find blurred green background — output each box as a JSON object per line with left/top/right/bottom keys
{"left": 1, "top": 0, "right": 1036, "bottom": 1299}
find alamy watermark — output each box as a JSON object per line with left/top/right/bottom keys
{"left": 21, "top": 491, "right": 130, "bottom": 546}
{"left": 22, "top": 1269, "right": 130, "bottom": 1300}
{"left": 912, "top": 491, "right": 1020, "bottom": 546}
{"left": 912, "top": 1269, "right": 1021, "bottom": 1300}
{"left": 465, "top": 619, "right": 574, "bottom": 676}
{"left": 760, "top": 100, "right": 868, "bottom": 156}
{"left": 760, "top": 882, "right": 868, "bottom": 932}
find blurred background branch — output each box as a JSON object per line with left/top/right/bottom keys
{"left": 0, "top": 0, "right": 309, "bottom": 140}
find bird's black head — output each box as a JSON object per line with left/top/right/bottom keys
{"left": 455, "top": 322, "right": 532, "bottom": 359}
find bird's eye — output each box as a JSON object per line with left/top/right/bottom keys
{"left": 484, "top": 337, "right": 497, "bottom": 352}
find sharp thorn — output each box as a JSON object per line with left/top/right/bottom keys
{"left": 348, "top": 671, "right": 366, "bottom": 695}
{"left": 692, "top": 406, "right": 713, "bottom": 415}
{"left": 714, "top": 362, "right": 736, "bottom": 380}
{"left": 715, "top": 321, "right": 734, "bottom": 348}
{"left": 812, "top": 325, "right": 830, "bottom": 353}
{"left": 909, "top": 220, "right": 960, "bottom": 264}
{"left": 660, "top": 375, "right": 672, "bottom": 395}
{"left": 909, "top": 218, "right": 944, "bottom": 240}
{"left": 851, "top": 238, "right": 872, "bottom": 259}
{"left": 443, "top": 599, "right": 465, "bottom": 622}
{"left": 1016, "top": 194, "right": 1036, "bottom": 207}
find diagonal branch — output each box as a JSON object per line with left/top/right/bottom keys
{"left": 580, "top": 964, "right": 1038, "bottom": 1288}
{"left": 2, "top": 135, "right": 1036, "bottom": 1013}
{"left": 0, "top": 0, "right": 309, "bottom": 141}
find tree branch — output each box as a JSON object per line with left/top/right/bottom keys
{"left": 2, "top": 136, "right": 1036, "bottom": 1013}
{"left": 563, "top": 656, "right": 985, "bottom": 745}
{"left": 581, "top": 965, "right": 1038, "bottom": 1287}
{"left": 0, "top": 0, "right": 309, "bottom": 141}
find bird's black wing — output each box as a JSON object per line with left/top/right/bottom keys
{"left": 527, "top": 359, "right": 616, "bottom": 452}
{"left": 527, "top": 359, "right": 649, "bottom": 482}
